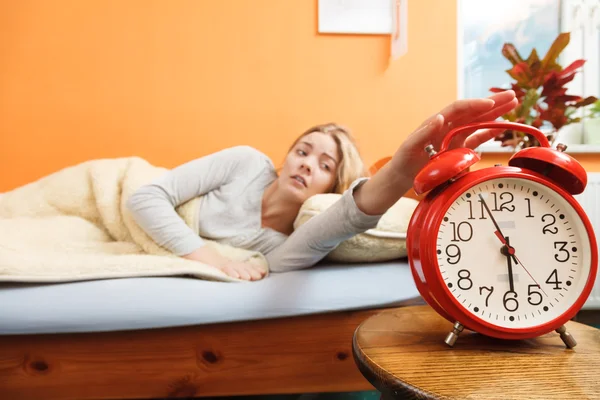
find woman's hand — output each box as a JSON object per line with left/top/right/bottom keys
{"left": 353, "top": 90, "right": 518, "bottom": 216}
{"left": 389, "top": 90, "right": 518, "bottom": 184}
{"left": 182, "top": 246, "right": 266, "bottom": 281}
{"left": 218, "top": 260, "right": 266, "bottom": 281}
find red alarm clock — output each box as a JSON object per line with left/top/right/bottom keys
{"left": 406, "top": 121, "right": 598, "bottom": 348}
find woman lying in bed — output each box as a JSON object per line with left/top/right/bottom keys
{"left": 127, "top": 90, "right": 518, "bottom": 281}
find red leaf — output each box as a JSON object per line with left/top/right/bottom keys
{"left": 540, "top": 104, "right": 569, "bottom": 130}
{"left": 573, "top": 96, "right": 599, "bottom": 107}
{"left": 507, "top": 62, "right": 533, "bottom": 88}
{"left": 525, "top": 48, "right": 540, "bottom": 65}
{"left": 540, "top": 32, "right": 570, "bottom": 73}
{"left": 487, "top": 32, "right": 592, "bottom": 141}
{"left": 552, "top": 95, "right": 584, "bottom": 104}
{"left": 558, "top": 59, "right": 586, "bottom": 78}
{"left": 502, "top": 43, "right": 524, "bottom": 66}
{"left": 542, "top": 87, "right": 568, "bottom": 98}
{"left": 532, "top": 117, "right": 543, "bottom": 128}
{"left": 541, "top": 71, "right": 575, "bottom": 97}
{"left": 556, "top": 74, "right": 576, "bottom": 87}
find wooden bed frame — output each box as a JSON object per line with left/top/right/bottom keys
{"left": 0, "top": 298, "right": 423, "bottom": 399}
{"left": 0, "top": 158, "right": 420, "bottom": 399}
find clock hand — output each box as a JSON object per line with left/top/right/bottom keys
{"left": 495, "top": 231, "right": 515, "bottom": 254}
{"left": 510, "top": 251, "right": 548, "bottom": 297}
{"left": 497, "top": 232, "right": 548, "bottom": 297}
{"left": 479, "top": 194, "right": 548, "bottom": 297}
{"left": 478, "top": 194, "right": 507, "bottom": 240}
{"left": 504, "top": 236, "right": 515, "bottom": 293}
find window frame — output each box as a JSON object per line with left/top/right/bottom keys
{"left": 456, "top": 0, "right": 600, "bottom": 153}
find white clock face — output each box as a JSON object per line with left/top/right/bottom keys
{"left": 436, "top": 177, "right": 592, "bottom": 329}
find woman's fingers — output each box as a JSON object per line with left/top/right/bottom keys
{"left": 221, "top": 265, "right": 241, "bottom": 279}
{"left": 390, "top": 114, "right": 446, "bottom": 180}
{"left": 419, "top": 90, "right": 516, "bottom": 131}
{"left": 472, "top": 98, "right": 518, "bottom": 124}
{"left": 446, "top": 91, "right": 517, "bottom": 128}
{"left": 247, "top": 264, "right": 264, "bottom": 280}
{"left": 256, "top": 265, "right": 267, "bottom": 277}
{"left": 388, "top": 91, "right": 518, "bottom": 188}
{"left": 487, "top": 89, "right": 517, "bottom": 106}
{"left": 403, "top": 114, "right": 446, "bottom": 151}
{"left": 440, "top": 98, "right": 496, "bottom": 122}
{"left": 418, "top": 98, "right": 495, "bottom": 130}
{"left": 218, "top": 261, "right": 265, "bottom": 281}
{"left": 464, "top": 128, "right": 506, "bottom": 149}
{"left": 236, "top": 262, "right": 264, "bottom": 281}
{"left": 234, "top": 264, "right": 252, "bottom": 281}
{"left": 225, "top": 261, "right": 268, "bottom": 281}
{"left": 444, "top": 93, "right": 517, "bottom": 147}
{"left": 450, "top": 123, "right": 511, "bottom": 149}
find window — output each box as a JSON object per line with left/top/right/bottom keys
{"left": 560, "top": 0, "right": 600, "bottom": 104}
{"left": 457, "top": 0, "right": 600, "bottom": 148}
{"left": 458, "top": 0, "right": 562, "bottom": 100}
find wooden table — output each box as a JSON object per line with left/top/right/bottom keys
{"left": 352, "top": 305, "right": 600, "bottom": 400}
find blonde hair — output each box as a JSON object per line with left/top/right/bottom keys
{"left": 287, "top": 123, "right": 367, "bottom": 194}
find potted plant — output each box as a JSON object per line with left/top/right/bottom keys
{"left": 490, "top": 32, "right": 597, "bottom": 149}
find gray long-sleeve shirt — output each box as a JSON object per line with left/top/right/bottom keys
{"left": 126, "top": 146, "right": 382, "bottom": 272}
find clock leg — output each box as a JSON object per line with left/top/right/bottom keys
{"left": 444, "top": 321, "right": 464, "bottom": 347}
{"left": 555, "top": 325, "right": 577, "bottom": 348}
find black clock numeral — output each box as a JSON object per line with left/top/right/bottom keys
{"left": 492, "top": 192, "right": 515, "bottom": 212}
{"left": 450, "top": 221, "right": 473, "bottom": 242}
{"left": 467, "top": 199, "right": 486, "bottom": 220}
{"left": 445, "top": 244, "right": 461, "bottom": 265}
{"left": 545, "top": 269, "right": 562, "bottom": 290}
{"left": 542, "top": 214, "right": 558, "bottom": 235}
{"left": 503, "top": 290, "right": 519, "bottom": 312}
{"left": 479, "top": 286, "right": 494, "bottom": 307}
{"left": 554, "top": 241, "right": 570, "bottom": 262}
{"left": 527, "top": 284, "right": 543, "bottom": 306}
{"left": 524, "top": 198, "right": 534, "bottom": 218}
{"left": 457, "top": 269, "right": 473, "bottom": 290}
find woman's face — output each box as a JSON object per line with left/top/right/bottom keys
{"left": 280, "top": 132, "right": 339, "bottom": 203}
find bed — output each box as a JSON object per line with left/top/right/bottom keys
{"left": 0, "top": 258, "right": 422, "bottom": 399}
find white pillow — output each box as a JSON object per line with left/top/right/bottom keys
{"left": 293, "top": 194, "right": 419, "bottom": 262}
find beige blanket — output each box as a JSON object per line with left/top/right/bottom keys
{"left": 0, "top": 157, "right": 269, "bottom": 283}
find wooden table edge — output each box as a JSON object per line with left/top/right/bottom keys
{"left": 352, "top": 325, "right": 441, "bottom": 400}
{"left": 351, "top": 306, "right": 600, "bottom": 400}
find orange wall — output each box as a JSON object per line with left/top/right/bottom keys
{"left": 0, "top": 0, "right": 459, "bottom": 192}
{"left": 2, "top": 1, "right": 597, "bottom": 193}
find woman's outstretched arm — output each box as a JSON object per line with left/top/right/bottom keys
{"left": 354, "top": 90, "right": 517, "bottom": 216}
{"left": 265, "top": 178, "right": 381, "bottom": 272}
{"left": 267, "top": 91, "right": 517, "bottom": 272}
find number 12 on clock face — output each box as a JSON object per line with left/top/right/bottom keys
{"left": 435, "top": 177, "right": 593, "bottom": 330}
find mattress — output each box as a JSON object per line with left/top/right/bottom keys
{"left": 0, "top": 259, "right": 420, "bottom": 335}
